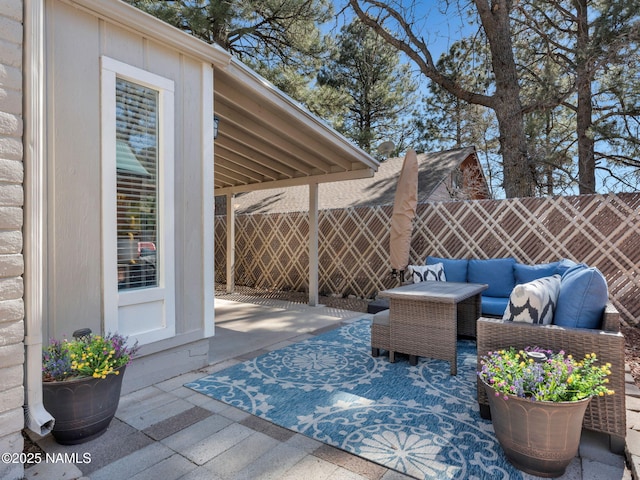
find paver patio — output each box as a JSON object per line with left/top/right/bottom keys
{"left": 25, "top": 296, "right": 635, "bottom": 480}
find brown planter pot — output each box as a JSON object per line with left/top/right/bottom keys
{"left": 42, "top": 365, "right": 126, "bottom": 445}
{"left": 482, "top": 380, "right": 591, "bottom": 478}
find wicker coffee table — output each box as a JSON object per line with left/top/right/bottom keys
{"left": 378, "top": 281, "right": 488, "bottom": 374}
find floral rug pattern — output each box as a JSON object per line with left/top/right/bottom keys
{"left": 185, "top": 319, "right": 522, "bottom": 479}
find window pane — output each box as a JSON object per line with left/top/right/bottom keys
{"left": 116, "top": 78, "right": 159, "bottom": 290}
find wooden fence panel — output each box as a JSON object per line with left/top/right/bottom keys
{"left": 214, "top": 193, "right": 640, "bottom": 324}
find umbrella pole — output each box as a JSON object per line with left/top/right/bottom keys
{"left": 391, "top": 269, "right": 406, "bottom": 285}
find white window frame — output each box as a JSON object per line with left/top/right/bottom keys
{"left": 101, "top": 56, "right": 176, "bottom": 345}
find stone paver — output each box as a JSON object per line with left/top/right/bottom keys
{"left": 203, "top": 431, "right": 280, "bottom": 478}
{"left": 89, "top": 443, "right": 176, "bottom": 480}
{"left": 142, "top": 406, "right": 213, "bottom": 441}
{"left": 159, "top": 414, "right": 234, "bottom": 456}
{"left": 279, "top": 455, "right": 355, "bottom": 480}
{"left": 625, "top": 363, "right": 640, "bottom": 480}
{"left": 128, "top": 453, "right": 197, "bottom": 480}
{"left": 22, "top": 460, "right": 85, "bottom": 480}
{"left": 120, "top": 397, "right": 195, "bottom": 430}
{"left": 179, "top": 422, "right": 255, "bottom": 466}
{"left": 233, "top": 442, "right": 310, "bottom": 480}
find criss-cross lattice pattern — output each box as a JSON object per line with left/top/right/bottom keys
{"left": 215, "top": 193, "right": 640, "bottom": 325}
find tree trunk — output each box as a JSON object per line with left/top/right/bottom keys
{"left": 477, "top": 0, "right": 535, "bottom": 198}
{"left": 495, "top": 100, "right": 534, "bottom": 197}
{"left": 574, "top": 0, "right": 596, "bottom": 194}
{"left": 349, "top": 0, "right": 537, "bottom": 197}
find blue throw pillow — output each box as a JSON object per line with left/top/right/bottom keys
{"left": 554, "top": 264, "right": 608, "bottom": 329}
{"left": 514, "top": 261, "right": 560, "bottom": 284}
{"left": 426, "top": 256, "right": 468, "bottom": 282}
{"left": 468, "top": 258, "right": 517, "bottom": 297}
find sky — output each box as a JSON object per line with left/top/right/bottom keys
{"left": 335, "top": 0, "right": 478, "bottom": 65}
{"left": 332, "top": 0, "right": 480, "bottom": 100}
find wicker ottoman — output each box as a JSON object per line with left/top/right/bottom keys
{"left": 367, "top": 299, "right": 390, "bottom": 314}
{"left": 371, "top": 309, "right": 391, "bottom": 357}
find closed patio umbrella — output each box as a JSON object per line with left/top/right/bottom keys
{"left": 389, "top": 148, "right": 418, "bottom": 280}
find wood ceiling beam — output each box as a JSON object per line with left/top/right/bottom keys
{"left": 214, "top": 166, "right": 375, "bottom": 196}
{"left": 215, "top": 100, "right": 331, "bottom": 175}
{"left": 215, "top": 134, "right": 299, "bottom": 179}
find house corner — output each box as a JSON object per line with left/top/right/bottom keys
{"left": 0, "top": 1, "right": 26, "bottom": 480}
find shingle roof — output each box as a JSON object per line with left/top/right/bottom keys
{"left": 217, "top": 146, "right": 478, "bottom": 215}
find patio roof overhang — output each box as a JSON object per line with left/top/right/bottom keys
{"left": 67, "top": 0, "right": 380, "bottom": 196}
{"left": 213, "top": 60, "right": 379, "bottom": 195}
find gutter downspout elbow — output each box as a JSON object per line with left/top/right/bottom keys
{"left": 23, "top": 335, "right": 54, "bottom": 436}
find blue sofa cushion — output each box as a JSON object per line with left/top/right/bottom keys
{"left": 426, "top": 256, "right": 468, "bottom": 283}
{"left": 481, "top": 296, "right": 510, "bottom": 316}
{"left": 554, "top": 264, "right": 608, "bottom": 329}
{"left": 554, "top": 258, "right": 577, "bottom": 276}
{"left": 468, "top": 258, "right": 517, "bottom": 297}
{"left": 514, "top": 261, "right": 560, "bottom": 284}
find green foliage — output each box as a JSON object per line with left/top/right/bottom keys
{"left": 43, "top": 333, "right": 139, "bottom": 382}
{"left": 511, "top": 0, "right": 640, "bottom": 193}
{"left": 316, "top": 20, "right": 419, "bottom": 154}
{"left": 125, "top": 0, "right": 333, "bottom": 98}
{"left": 478, "top": 347, "right": 614, "bottom": 402}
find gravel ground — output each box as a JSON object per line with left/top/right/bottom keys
{"left": 623, "top": 323, "right": 640, "bottom": 387}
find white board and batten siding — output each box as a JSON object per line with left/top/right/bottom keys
{"left": 45, "top": 1, "right": 214, "bottom": 388}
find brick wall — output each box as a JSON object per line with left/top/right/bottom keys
{"left": 0, "top": 1, "right": 25, "bottom": 479}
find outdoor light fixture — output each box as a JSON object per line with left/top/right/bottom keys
{"left": 214, "top": 115, "right": 219, "bottom": 139}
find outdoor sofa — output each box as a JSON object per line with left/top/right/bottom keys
{"left": 370, "top": 257, "right": 626, "bottom": 452}
{"left": 369, "top": 256, "right": 576, "bottom": 316}
{"left": 475, "top": 261, "right": 626, "bottom": 453}
{"left": 422, "top": 256, "right": 577, "bottom": 316}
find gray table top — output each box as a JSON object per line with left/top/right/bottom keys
{"left": 378, "top": 281, "right": 488, "bottom": 303}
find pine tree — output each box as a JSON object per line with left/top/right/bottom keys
{"left": 316, "top": 20, "right": 419, "bottom": 155}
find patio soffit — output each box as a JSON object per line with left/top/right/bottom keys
{"left": 213, "top": 60, "right": 379, "bottom": 196}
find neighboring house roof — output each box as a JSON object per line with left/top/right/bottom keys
{"left": 220, "top": 146, "right": 485, "bottom": 215}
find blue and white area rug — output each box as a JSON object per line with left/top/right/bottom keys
{"left": 185, "top": 319, "right": 522, "bottom": 479}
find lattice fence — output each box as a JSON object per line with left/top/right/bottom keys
{"left": 214, "top": 193, "right": 640, "bottom": 325}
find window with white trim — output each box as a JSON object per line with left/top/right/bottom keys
{"left": 116, "top": 79, "right": 159, "bottom": 290}
{"left": 101, "top": 57, "right": 176, "bottom": 344}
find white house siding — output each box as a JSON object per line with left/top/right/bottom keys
{"left": 45, "top": 1, "right": 212, "bottom": 392}
{"left": 0, "top": 1, "right": 25, "bottom": 479}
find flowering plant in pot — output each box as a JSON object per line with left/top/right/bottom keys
{"left": 42, "top": 331, "right": 138, "bottom": 382}
{"left": 42, "top": 330, "right": 139, "bottom": 445}
{"left": 477, "top": 346, "right": 613, "bottom": 478}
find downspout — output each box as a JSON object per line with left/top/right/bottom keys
{"left": 23, "top": 0, "right": 54, "bottom": 435}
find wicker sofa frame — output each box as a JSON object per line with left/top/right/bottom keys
{"left": 476, "top": 302, "right": 626, "bottom": 453}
